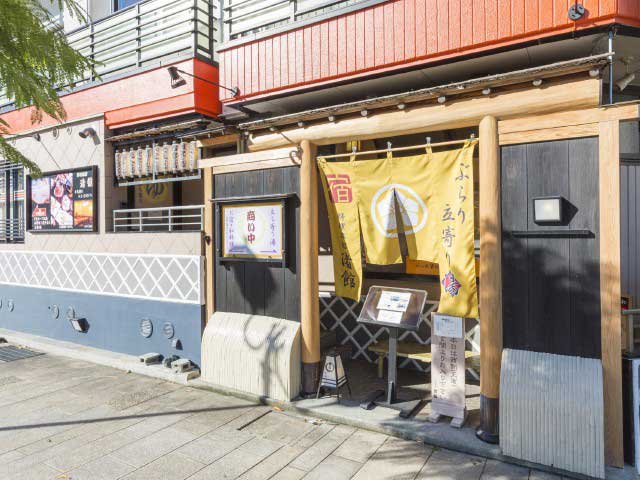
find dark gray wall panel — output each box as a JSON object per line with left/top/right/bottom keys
{"left": 621, "top": 162, "right": 640, "bottom": 310}
{"left": 501, "top": 137, "right": 601, "bottom": 359}
{"left": 213, "top": 166, "right": 300, "bottom": 322}
{"left": 0, "top": 285, "right": 203, "bottom": 364}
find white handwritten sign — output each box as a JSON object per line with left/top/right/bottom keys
{"left": 429, "top": 314, "right": 466, "bottom": 427}
{"left": 222, "top": 202, "right": 283, "bottom": 259}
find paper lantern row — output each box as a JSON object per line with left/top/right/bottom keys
{"left": 115, "top": 141, "right": 198, "bottom": 179}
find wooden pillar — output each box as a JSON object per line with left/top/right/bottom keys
{"left": 203, "top": 166, "right": 214, "bottom": 323}
{"left": 477, "top": 115, "right": 502, "bottom": 444}
{"left": 599, "top": 120, "right": 623, "bottom": 467}
{"left": 300, "top": 139, "right": 320, "bottom": 394}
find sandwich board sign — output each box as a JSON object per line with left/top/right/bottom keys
{"left": 428, "top": 313, "right": 467, "bottom": 428}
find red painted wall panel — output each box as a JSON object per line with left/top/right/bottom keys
{"left": 2, "top": 59, "right": 221, "bottom": 134}
{"left": 220, "top": 0, "right": 640, "bottom": 103}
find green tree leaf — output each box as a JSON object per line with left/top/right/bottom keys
{"left": 0, "top": 0, "right": 95, "bottom": 176}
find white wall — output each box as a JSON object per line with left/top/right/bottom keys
{"left": 1, "top": 118, "right": 203, "bottom": 256}
{"left": 43, "top": 0, "right": 115, "bottom": 32}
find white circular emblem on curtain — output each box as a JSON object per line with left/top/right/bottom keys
{"left": 371, "top": 184, "right": 427, "bottom": 238}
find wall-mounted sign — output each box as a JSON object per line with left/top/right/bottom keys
{"left": 221, "top": 202, "right": 283, "bottom": 260}
{"left": 27, "top": 166, "right": 97, "bottom": 232}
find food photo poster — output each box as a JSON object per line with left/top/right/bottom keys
{"left": 28, "top": 167, "right": 96, "bottom": 232}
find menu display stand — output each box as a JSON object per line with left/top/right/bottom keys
{"left": 357, "top": 286, "right": 427, "bottom": 418}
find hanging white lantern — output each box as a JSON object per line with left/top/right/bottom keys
{"left": 136, "top": 147, "right": 144, "bottom": 177}
{"left": 128, "top": 147, "right": 136, "bottom": 177}
{"left": 171, "top": 141, "right": 179, "bottom": 173}
{"left": 145, "top": 145, "right": 153, "bottom": 176}
{"left": 114, "top": 149, "right": 121, "bottom": 178}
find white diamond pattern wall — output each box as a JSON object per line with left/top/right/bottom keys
{"left": 0, "top": 251, "right": 203, "bottom": 304}
{"left": 319, "top": 293, "right": 480, "bottom": 377}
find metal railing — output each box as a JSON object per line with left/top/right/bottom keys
{"left": 113, "top": 205, "right": 205, "bottom": 232}
{"left": 0, "top": 0, "right": 219, "bottom": 107}
{"left": 223, "top": 0, "right": 363, "bottom": 40}
{"left": 0, "top": 219, "right": 25, "bottom": 243}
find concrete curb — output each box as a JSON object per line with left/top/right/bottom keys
{"left": 0, "top": 329, "right": 198, "bottom": 385}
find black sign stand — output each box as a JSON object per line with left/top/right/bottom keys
{"left": 357, "top": 286, "right": 427, "bottom": 418}
{"left": 359, "top": 327, "right": 422, "bottom": 418}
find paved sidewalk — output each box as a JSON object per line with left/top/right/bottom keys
{"left": 0, "top": 350, "right": 566, "bottom": 480}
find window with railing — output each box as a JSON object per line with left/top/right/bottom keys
{"left": 0, "top": 164, "right": 25, "bottom": 243}
{"left": 114, "top": 0, "right": 143, "bottom": 11}
{"left": 113, "top": 205, "right": 204, "bottom": 232}
{"left": 0, "top": 0, "right": 219, "bottom": 108}
{"left": 223, "top": 0, "right": 366, "bottom": 41}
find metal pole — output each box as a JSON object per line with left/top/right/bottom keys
{"left": 387, "top": 327, "right": 398, "bottom": 404}
{"left": 608, "top": 29, "right": 614, "bottom": 105}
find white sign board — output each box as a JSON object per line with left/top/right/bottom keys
{"left": 429, "top": 314, "right": 466, "bottom": 427}
{"left": 376, "top": 309, "right": 403, "bottom": 324}
{"left": 376, "top": 291, "right": 411, "bottom": 312}
{"left": 433, "top": 314, "right": 464, "bottom": 339}
{"left": 222, "top": 202, "right": 283, "bottom": 259}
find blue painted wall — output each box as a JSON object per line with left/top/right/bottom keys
{"left": 0, "top": 284, "right": 204, "bottom": 366}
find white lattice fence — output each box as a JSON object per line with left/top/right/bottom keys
{"left": 320, "top": 293, "right": 480, "bottom": 378}
{"left": 0, "top": 251, "right": 203, "bottom": 304}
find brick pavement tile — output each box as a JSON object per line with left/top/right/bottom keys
{"left": 269, "top": 466, "right": 307, "bottom": 480}
{"left": 351, "top": 437, "right": 432, "bottom": 480}
{"left": 236, "top": 445, "right": 305, "bottom": 480}
{"left": 333, "top": 429, "right": 388, "bottom": 464}
{"left": 238, "top": 436, "right": 284, "bottom": 458}
{"left": 288, "top": 425, "right": 356, "bottom": 472}
{"left": 480, "top": 459, "right": 530, "bottom": 480}
{"left": 292, "top": 422, "right": 335, "bottom": 448}
{"left": 64, "top": 454, "right": 136, "bottom": 480}
{"left": 224, "top": 405, "right": 272, "bottom": 430}
{"left": 304, "top": 454, "right": 363, "bottom": 480}
{"left": 9, "top": 462, "right": 62, "bottom": 480}
{"left": 417, "top": 448, "right": 485, "bottom": 479}
{"left": 185, "top": 448, "right": 269, "bottom": 480}
{"left": 110, "top": 426, "right": 197, "bottom": 468}
{"left": 177, "top": 426, "right": 255, "bottom": 465}
{"left": 243, "top": 411, "right": 315, "bottom": 444}
{"left": 171, "top": 403, "right": 257, "bottom": 437}
{"left": 120, "top": 451, "right": 205, "bottom": 480}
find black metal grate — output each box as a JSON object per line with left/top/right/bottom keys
{"left": 0, "top": 345, "right": 44, "bottom": 362}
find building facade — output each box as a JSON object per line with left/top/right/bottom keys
{"left": 2, "top": 0, "right": 640, "bottom": 477}
{"left": 0, "top": 0, "right": 222, "bottom": 364}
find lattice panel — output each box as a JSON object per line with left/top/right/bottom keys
{"left": 0, "top": 250, "right": 203, "bottom": 304}
{"left": 320, "top": 293, "right": 480, "bottom": 377}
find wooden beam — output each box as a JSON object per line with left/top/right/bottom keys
{"left": 599, "top": 120, "right": 624, "bottom": 467}
{"left": 499, "top": 102, "right": 640, "bottom": 135}
{"left": 198, "top": 146, "right": 300, "bottom": 172}
{"left": 300, "top": 140, "right": 320, "bottom": 395}
{"left": 477, "top": 115, "right": 502, "bottom": 443}
{"left": 196, "top": 134, "right": 240, "bottom": 148}
{"left": 203, "top": 167, "right": 214, "bottom": 323}
{"left": 499, "top": 124, "right": 599, "bottom": 145}
{"left": 248, "top": 77, "right": 601, "bottom": 150}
